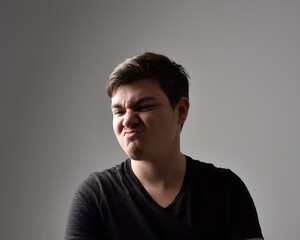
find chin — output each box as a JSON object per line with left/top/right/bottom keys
{"left": 123, "top": 142, "right": 144, "bottom": 160}
{"left": 125, "top": 148, "right": 147, "bottom": 161}
{"left": 127, "top": 151, "right": 143, "bottom": 160}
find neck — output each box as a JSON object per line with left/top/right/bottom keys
{"left": 131, "top": 152, "right": 186, "bottom": 188}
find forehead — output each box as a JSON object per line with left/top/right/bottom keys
{"left": 111, "top": 79, "right": 166, "bottom": 105}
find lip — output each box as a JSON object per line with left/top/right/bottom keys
{"left": 123, "top": 129, "right": 140, "bottom": 137}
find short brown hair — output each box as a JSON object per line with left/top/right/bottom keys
{"left": 106, "top": 52, "right": 189, "bottom": 109}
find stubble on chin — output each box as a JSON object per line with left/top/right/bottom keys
{"left": 123, "top": 140, "right": 144, "bottom": 160}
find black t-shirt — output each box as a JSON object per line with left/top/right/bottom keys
{"left": 65, "top": 156, "right": 263, "bottom": 240}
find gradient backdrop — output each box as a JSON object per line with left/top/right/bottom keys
{"left": 1, "top": 1, "right": 300, "bottom": 239}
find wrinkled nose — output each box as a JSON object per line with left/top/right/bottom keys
{"left": 122, "top": 112, "right": 139, "bottom": 128}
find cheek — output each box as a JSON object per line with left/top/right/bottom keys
{"left": 140, "top": 114, "right": 157, "bottom": 129}
{"left": 113, "top": 118, "right": 122, "bottom": 136}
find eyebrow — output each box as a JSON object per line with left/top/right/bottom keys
{"left": 111, "top": 96, "right": 158, "bottom": 109}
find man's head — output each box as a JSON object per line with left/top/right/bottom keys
{"left": 107, "top": 52, "right": 190, "bottom": 160}
{"left": 106, "top": 52, "right": 189, "bottom": 109}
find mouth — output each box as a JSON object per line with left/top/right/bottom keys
{"left": 123, "top": 130, "right": 140, "bottom": 138}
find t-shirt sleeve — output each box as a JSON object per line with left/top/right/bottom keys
{"left": 65, "top": 174, "right": 107, "bottom": 240}
{"left": 227, "top": 170, "right": 263, "bottom": 240}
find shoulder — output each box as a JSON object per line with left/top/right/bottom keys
{"left": 75, "top": 159, "right": 130, "bottom": 199}
{"left": 187, "top": 155, "right": 234, "bottom": 179}
{"left": 186, "top": 156, "right": 246, "bottom": 192}
{"left": 65, "top": 162, "right": 131, "bottom": 239}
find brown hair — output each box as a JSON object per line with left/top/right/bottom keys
{"left": 106, "top": 52, "right": 189, "bottom": 109}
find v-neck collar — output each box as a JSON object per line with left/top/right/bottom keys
{"left": 126, "top": 157, "right": 190, "bottom": 211}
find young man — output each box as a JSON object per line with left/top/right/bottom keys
{"left": 65, "top": 52, "right": 263, "bottom": 240}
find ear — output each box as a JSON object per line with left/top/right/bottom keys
{"left": 176, "top": 97, "right": 190, "bottom": 125}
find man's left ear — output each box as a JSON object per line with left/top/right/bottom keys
{"left": 177, "top": 97, "right": 190, "bottom": 125}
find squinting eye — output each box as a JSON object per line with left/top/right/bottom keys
{"left": 113, "top": 110, "right": 125, "bottom": 115}
{"left": 138, "top": 106, "right": 153, "bottom": 111}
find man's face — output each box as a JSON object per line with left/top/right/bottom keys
{"left": 111, "top": 79, "right": 184, "bottom": 161}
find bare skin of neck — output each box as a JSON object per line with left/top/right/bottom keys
{"left": 131, "top": 152, "right": 187, "bottom": 208}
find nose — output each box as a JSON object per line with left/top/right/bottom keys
{"left": 122, "top": 111, "right": 139, "bottom": 128}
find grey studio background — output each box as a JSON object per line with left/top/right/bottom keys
{"left": 1, "top": 0, "right": 299, "bottom": 239}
